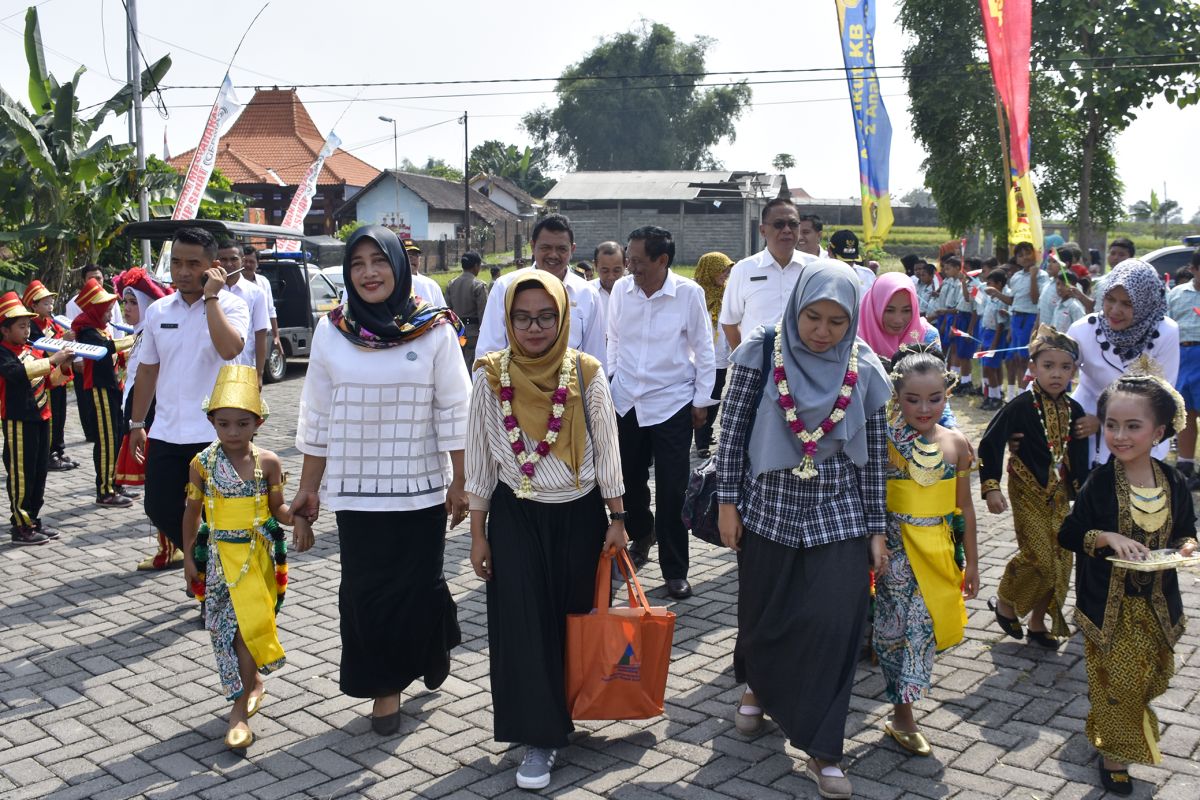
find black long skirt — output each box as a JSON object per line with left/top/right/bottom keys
{"left": 735, "top": 531, "right": 869, "bottom": 762}
{"left": 336, "top": 505, "right": 461, "bottom": 698}
{"left": 487, "top": 482, "right": 607, "bottom": 748}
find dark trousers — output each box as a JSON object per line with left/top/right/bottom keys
{"left": 144, "top": 439, "right": 208, "bottom": 548}
{"left": 693, "top": 368, "right": 727, "bottom": 453}
{"left": 3, "top": 418, "right": 50, "bottom": 529}
{"left": 82, "top": 387, "right": 124, "bottom": 496}
{"left": 48, "top": 386, "right": 66, "bottom": 455}
{"left": 617, "top": 403, "right": 693, "bottom": 580}
{"left": 74, "top": 379, "right": 97, "bottom": 443}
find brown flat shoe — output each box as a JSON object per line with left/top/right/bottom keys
{"left": 805, "top": 758, "right": 852, "bottom": 799}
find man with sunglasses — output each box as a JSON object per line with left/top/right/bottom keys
{"left": 719, "top": 198, "right": 819, "bottom": 350}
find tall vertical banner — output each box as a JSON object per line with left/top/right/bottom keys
{"left": 276, "top": 132, "right": 342, "bottom": 252}
{"left": 834, "top": 0, "right": 894, "bottom": 251}
{"left": 171, "top": 75, "right": 241, "bottom": 221}
{"left": 979, "top": 0, "right": 1043, "bottom": 253}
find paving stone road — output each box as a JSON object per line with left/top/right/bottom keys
{"left": 2, "top": 364, "right": 1198, "bottom": 799}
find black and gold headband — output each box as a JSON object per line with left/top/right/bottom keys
{"left": 1028, "top": 324, "right": 1080, "bottom": 362}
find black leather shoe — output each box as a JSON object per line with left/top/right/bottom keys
{"left": 627, "top": 542, "right": 652, "bottom": 570}
{"left": 665, "top": 579, "right": 693, "bottom": 600}
{"left": 371, "top": 710, "right": 402, "bottom": 736}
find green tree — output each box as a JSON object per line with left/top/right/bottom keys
{"left": 0, "top": 7, "right": 174, "bottom": 292}
{"left": 901, "top": 0, "right": 1199, "bottom": 251}
{"left": 1039, "top": 0, "right": 1200, "bottom": 249}
{"left": 771, "top": 153, "right": 795, "bottom": 172}
{"left": 900, "top": 0, "right": 1111, "bottom": 247}
{"left": 522, "top": 22, "right": 751, "bottom": 170}
{"left": 899, "top": 187, "right": 935, "bottom": 208}
{"left": 401, "top": 157, "right": 463, "bottom": 184}
{"left": 468, "top": 140, "right": 554, "bottom": 197}
{"left": 1129, "top": 189, "right": 1183, "bottom": 242}
{"left": 335, "top": 220, "right": 367, "bottom": 241}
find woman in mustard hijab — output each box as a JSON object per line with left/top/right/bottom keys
{"left": 465, "top": 271, "right": 627, "bottom": 790}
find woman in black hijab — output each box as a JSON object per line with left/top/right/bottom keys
{"left": 292, "top": 225, "right": 471, "bottom": 735}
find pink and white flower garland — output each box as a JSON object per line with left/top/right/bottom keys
{"left": 772, "top": 321, "right": 859, "bottom": 479}
{"left": 499, "top": 348, "right": 574, "bottom": 499}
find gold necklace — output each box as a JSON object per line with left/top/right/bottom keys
{"left": 908, "top": 435, "right": 946, "bottom": 487}
{"left": 1129, "top": 483, "right": 1168, "bottom": 532}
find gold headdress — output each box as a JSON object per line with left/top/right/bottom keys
{"left": 202, "top": 364, "right": 269, "bottom": 421}
{"left": 1028, "top": 324, "right": 1080, "bottom": 362}
{"left": 1119, "top": 354, "right": 1185, "bottom": 435}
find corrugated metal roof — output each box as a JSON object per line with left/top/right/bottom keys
{"left": 545, "top": 171, "right": 757, "bottom": 201}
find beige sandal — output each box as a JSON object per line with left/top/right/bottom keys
{"left": 734, "top": 689, "right": 763, "bottom": 734}
{"left": 805, "top": 757, "right": 852, "bottom": 799}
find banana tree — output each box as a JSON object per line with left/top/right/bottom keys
{"left": 0, "top": 7, "right": 180, "bottom": 294}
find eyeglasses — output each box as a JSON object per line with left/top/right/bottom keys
{"left": 510, "top": 312, "right": 558, "bottom": 331}
{"left": 770, "top": 220, "right": 801, "bottom": 231}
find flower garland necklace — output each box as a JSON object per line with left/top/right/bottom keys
{"left": 499, "top": 348, "right": 574, "bottom": 499}
{"left": 772, "top": 321, "right": 859, "bottom": 479}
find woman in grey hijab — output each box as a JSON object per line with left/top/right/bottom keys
{"left": 714, "top": 260, "right": 890, "bottom": 800}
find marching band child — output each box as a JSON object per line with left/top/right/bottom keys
{"left": 0, "top": 292, "right": 73, "bottom": 545}
{"left": 23, "top": 280, "right": 78, "bottom": 471}
{"left": 182, "top": 365, "right": 310, "bottom": 750}
{"left": 71, "top": 278, "right": 135, "bottom": 507}
{"left": 1059, "top": 370, "right": 1197, "bottom": 795}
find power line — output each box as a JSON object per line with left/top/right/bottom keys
{"left": 152, "top": 52, "right": 1200, "bottom": 91}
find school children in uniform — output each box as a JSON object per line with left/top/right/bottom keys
{"left": 0, "top": 291, "right": 73, "bottom": 545}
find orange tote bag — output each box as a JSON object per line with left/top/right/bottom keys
{"left": 565, "top": 548, "right": 676, "bottom": 720}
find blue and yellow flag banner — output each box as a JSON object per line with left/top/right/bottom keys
{"left": 835, "top": 0, "right": 894, "bottom": 251}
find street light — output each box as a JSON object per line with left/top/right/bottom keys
{"left": 378, "top": 115, "right": 399, "bottom": 229}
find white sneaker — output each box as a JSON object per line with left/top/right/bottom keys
{"left": 515, "top": 746, "right": 557, "bottom": 790}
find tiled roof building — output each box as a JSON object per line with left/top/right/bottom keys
{"left": 168, "top": 88, "right": 380, "bottom": 235}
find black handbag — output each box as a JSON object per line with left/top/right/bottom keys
{"left": 681, "top": 328, "right": 774, "bottom": 546}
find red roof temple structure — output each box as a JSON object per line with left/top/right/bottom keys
{"left": 168, "top": 88, "right": 380, "bottom": 236}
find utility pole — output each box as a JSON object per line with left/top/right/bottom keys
{"left": 379, "top": 116, "right": 398, "bottom": 229}
{"left": 462, "top": 111, "right": 470, "bottom": 247}
{"left": 127, "top": 0, "right": 151, "bottom": 266}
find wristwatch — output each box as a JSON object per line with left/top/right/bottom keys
{"left": 129, "top": 420, "right": 146, "bottom": 429}
{"left": 609, "top": 511, "right": 628, "bottom": 522}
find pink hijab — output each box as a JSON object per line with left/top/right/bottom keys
{"left": 859, "top": 271, "right": 932, "bottom": 359}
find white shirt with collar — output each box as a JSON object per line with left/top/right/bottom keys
{"left": 476, "top": 266, "right": 608, "bottom": 370}
{"left": 224, "top": 275, "right": 270, "bottom": 368}
{"left": 138, "top": 291, "right": 250, "bottom": 445}
{"left": 718, "top": 248, "right": 818, "bottom": 339}
{"left": 412, "top": 272, "right": 446, "bottom": 307}
{"left": 589, "top": 277, "right": 612, "bottom": 317}
{"left": 853, "top": 264, "right": 876, "bottom": 291}
{"left": 606, "top": 271, "right": 716, "bottom": 427}
{"left": 252, "top": 272, "right": 277, "bottom": 319}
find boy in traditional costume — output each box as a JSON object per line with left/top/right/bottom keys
{"left": 182, "top": 365, "right": 309, "bottom": 750}
{"left": 979, "top": 325, "right": 1091, "bottom": 647}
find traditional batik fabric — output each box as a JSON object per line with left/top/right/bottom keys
{"left": 196, "top": 445, "right": 286, "bottom": 700}
{"left": 1084, "top": 597, "right": 1173, "bottom": 765}
{"left": 873, "top": 422, "right": 959, "bottom": 705}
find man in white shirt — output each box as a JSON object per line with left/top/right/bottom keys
{"left": 797, "top": 212, "right": 827, "bottom": 258}
{"left": 127, "top": 225, "right": 250, "bottom": 573}
{"left": 608, "top": 226, "right": 715, "bottom": 599}
{"left": 242, "top": 246, "right": 281, "bottom": 356}
{"left": 829, "top": 229, "right": 876, "bottom": 291}
{"left": 590, "top": 241, "right": 625, "bottom": 317}
{"left": 217, "top": 240, "right": 270, "bottom": 380}
{"left": 476, "top": 214, "right": 607, "bottom": 370}
{"left": 719, "top": 198, "right": 818, "bottom": 351}
{"left": 402, "top": 239, "right": 447, "bottom": 307}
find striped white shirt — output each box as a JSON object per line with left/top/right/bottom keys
{"left": 465, "top": 362, "right": 625, "bottom": 511}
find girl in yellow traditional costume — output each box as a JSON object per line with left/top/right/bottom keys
{"left": 1059, "top": 372, "right": 1197, "bottom": 796}
{"left": 873, "top": 345, "right": 978, "bottom": 758}
{"left": 182, "top": 365, "right": 309, "bottom": 750}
